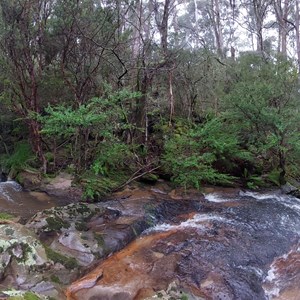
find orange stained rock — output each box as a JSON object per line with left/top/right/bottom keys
{"left": 65, "top": 230, "right": 176, "bottom": 300}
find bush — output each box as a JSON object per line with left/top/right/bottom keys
{"left": 0, "top": 142, "right": 35, "bottom": 174}
{"left": 162, "top": 117, "right": 252, "bottom": 189}
{"left": 223, "top": 54, "right": 300, "bottom": 183}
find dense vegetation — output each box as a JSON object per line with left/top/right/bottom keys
{"left": 0, "top": 0, "right": 300, "bottom": 198}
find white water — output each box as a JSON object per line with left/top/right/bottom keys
{"left": 204, "top": 193, "right": 233, "bottom": 202}
{"left": 241, "top": 190, "right": 300, "bottom": 215}
{"left": 0, "top": 181, "right": 23, "bottom": 202}
{"left": 146, "top": 213, "right": 231, "bottom": 233}
{"left": 149, "top": 190, "right": 300, "bottom": 300}
{"left": 263, "top": 243, "right": 300, "bottom": 299}
{"left": 204, "top": 190, "right": 300, "bottom": 217}
{"left": 204, "top": 190, "right": 300, "bottom": 300}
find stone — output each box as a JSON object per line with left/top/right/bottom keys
{"left": 281, "top": 182, "right": 298, "bottom": 194}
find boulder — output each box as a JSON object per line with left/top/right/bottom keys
{"left": 40, "top": 172, "right": 82, "bottom": 201}
{"left": 0, "top": 222, "right": 52, "bottom": 293}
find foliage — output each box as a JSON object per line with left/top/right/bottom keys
{"left": 82, "top": 141, "right": 135, "bottom": 199}
{"left": 82, "top": 175, "right": 123, "bottom": 199}
{"left": 1, "top": 0, "right": 300, "bottom": 190}
{"left": 92, "top": 142, "right": 133, "bottom": 176}
{"left": 162, "top": 117, "right": 252, "bottom": 189}
{"left": 38, "top": 89, "right": 140, "bottom": 172}
{"left": 0, "top": 142, "right": 35, "bottom": 173}
{"left": 223, "top": 54, "right": 300, "bottom": 182}
{"left": 40, "top": 89, "right": 139, "bottom": 137}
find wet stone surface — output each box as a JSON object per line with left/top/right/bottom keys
{"left": 67, "top": 189, "right": 300, "bottom": 300}
{"left": 0, "top": 183, "right": 205, "bottom": 299}
{"left": 1, "top": 182, "right": 300, "bottom": 300}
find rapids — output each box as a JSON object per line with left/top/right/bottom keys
{"left": 67, "top": 188, "right": 300, "bottom": 300}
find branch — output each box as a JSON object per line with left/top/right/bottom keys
{"left": 112, "top": 165, "right": 160, "bottom": 192}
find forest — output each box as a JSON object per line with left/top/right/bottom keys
{"left": 0, "top": 0, "right": 300, "bottom": 198}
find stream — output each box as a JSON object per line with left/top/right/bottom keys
{"left": 0, "top": 180, "right": 74, "bottom": 218}
{"left": 67, "top": 187, "right": 300, "bottom": 300}
{"left": 0, "top": 181, "right": 299, "bottom": 299}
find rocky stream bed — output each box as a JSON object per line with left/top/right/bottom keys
{"left": 0, "top": 177, "right": 299, "bottom": 300}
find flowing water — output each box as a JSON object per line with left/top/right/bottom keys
{"left": 0, "top": 180, "right": 72, "bottom": 218}
{"left": 67, "top": 188, "right": 300, "bottom": 300}
{"left": 1, "top": 179, "right": 299, "bottom": 299}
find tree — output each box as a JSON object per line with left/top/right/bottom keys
{"left": 273, "top": 0, "right": 293, "bottom": 57}
{"left": 241, "top": 0, "right": 272, "bottom": 53}
{"left": 295, "top": 0, "right": 300, "bottom": 74}
{"left": 0, "top": 0, "right": 55, "bottom": 171}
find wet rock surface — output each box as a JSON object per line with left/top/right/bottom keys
{"left": 67, "top": 189, "right": 300, "bottom": 300}
{"left": 0, "top": 182, "right": 300, "bottom": 299}
{"left": 39, "top": 172, "right": 82, "bottom": 201}
{"left": 0, "top": 182, "right": 204, "bottom": 299}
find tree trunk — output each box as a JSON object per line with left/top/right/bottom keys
{"left": 168, "top": 70, "right": 174, "bottom": 124}
{"left": 274, "top": 0, "right": 289, "bottom": 57}
{"left": 296, "top": 0, "right": 300, "bottom": 74}
{"left": 210, "top": 0, "right": 224, "bottom": 58}
{"left": 135, "top": 68, "right": 149, "bottom": 144}
{"left": 28, "top": 119, "right": 47, "bottom": 173}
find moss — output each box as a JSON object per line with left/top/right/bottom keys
{"left": 44, "top": 246, "right": 78, "bottom": 269}
{"left": 7, "top": 291, "right": 41, "bottom": 300}
{"left": 45, "top": 216, "right": 70, "bottom": 231}
{"left": 0, "top": 212, "right": 14, "bottom": 220}
{"left": 50, "top": 274, "right": 61, "bottom": 284}
{"left": 15, "top": 243, "right": 33, "bottom": 263}
{"left": 75, "top": 204, "right": 91, "bottom": 214}
{"left": 94, "top": 233, "right": 105, "bottom": 247}
{"left": 24, "top": 292, "right": 41, "bottom": 300}
{"left": 140, "top": 173, "right": 159, "bottom": 183}
{"left": 75, "top": 221, "right": 88, "bottom": 231}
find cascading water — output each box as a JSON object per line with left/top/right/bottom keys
{"left": 0, "top": 180, "right": 23, "bottom": 202}
{"left": 67, "top": 188, "right": 300, "bottom": 300}
{"left": 0, "top": 180, "right": 72, "bottom": 218}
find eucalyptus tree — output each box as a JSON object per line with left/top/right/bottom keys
{"left": 240, "top": 0, "right": 273, "bottom": 53}
{"left": 53, "top": 0, "right": 121, "bottom": 106}
{"left": 296, "top": 0, "right": 300, "bottom": 73}
{"left": 272, "top": 0, "right": 294, "bottom": 57}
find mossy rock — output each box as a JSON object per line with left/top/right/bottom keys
{"left": 44, "top": 216, "right": 70, "bottom": 232}
{"left": 0, "top": 223, "right": 49, "bottom": 276}
{"left": 44, "top": 246, "right": 78, "bottom": 269}
{"left": 4, "top": 291, "right": 48, "bottom": 300}
{"left": 16, "top": 170, "right": 42, "bottom": 190}
{"left": 75, "top": 221, "right": 88, "bottom": 231}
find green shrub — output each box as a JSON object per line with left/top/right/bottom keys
{"left": 162, "top": 117, "right": 252, "bottom": 189}
{"left": 0, "top": 142, "right": 35, "bottom": 173}
{"left": 223, "top": 54, "right": 300, "bottom": 183}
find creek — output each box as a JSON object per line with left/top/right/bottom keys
{"left": 0, "top": 181, "right": 299, "bottom": 300}
{"left": 67, "top": 187, "right": 300, "bottom": 300}
{"left": 0, "top": 180, "right": 75, "bottom": 218}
